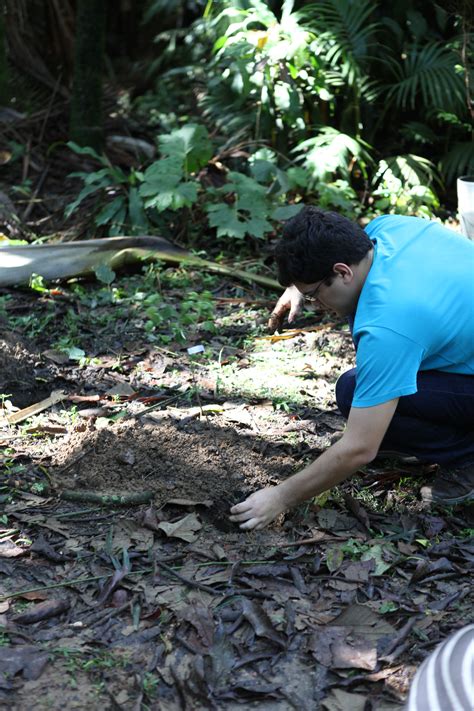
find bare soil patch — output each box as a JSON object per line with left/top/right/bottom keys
{"left": 1, "top": 283, "right": 473, "bottom": 711}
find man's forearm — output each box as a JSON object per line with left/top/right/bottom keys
{"left": 230, "top": 400, "right": 396, "bottom": 530}
{"left": 277, "top": 438, "right": 370, "bottom": 509}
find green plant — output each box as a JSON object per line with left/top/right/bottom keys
{"left": 29, "top": 273, "right": 49, "bottom": 293}
{"left": 142, "top": 672, "right": 159, "bottom": 699}
{"left": 201, "top": 0, "right": 319, "bottom": 142}
{"left": 143, "top": 288, "right": 216, "bottom": 343}
{"left": 293, "top": 127, "right": 373, "bottom": 183}
{"left": 340, "top": 538, "right": 370, "bottom": 558}
{"left": 139, "top": 123, "right": 212, "bottom": 211}
{"left": 206, "top": 171, "right": 272, "bottom": 239}
{"left": 371, "top": 154, "right": 440, "bottom": 218}
{"left": 386, "top": 42, "right": 465, "bottom": 112}
{"left": 317, "top": 179, "right": 361, "bottom": 215}
{"left": 303, "top": 0, "right": 381, "bottom": 135}
{"left": 66, "top": 142, "right": 149, "bottom": 235}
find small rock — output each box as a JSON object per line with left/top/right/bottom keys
{"left": 116, "top": 449, "right": 135, "bottom": 465}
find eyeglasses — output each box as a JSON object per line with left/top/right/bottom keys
{"left": 302, "top": 272, "right": 332, "bottom": 303}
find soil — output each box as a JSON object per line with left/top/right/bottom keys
{"left": 51, "top": 418, "right": 295, "bottom": 532}
{"left": 1, "top": 286, "right": 473, "bottom": 711}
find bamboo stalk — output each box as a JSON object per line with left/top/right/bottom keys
{"left": 59, "top": 489, "right": 154, "bottom": 506}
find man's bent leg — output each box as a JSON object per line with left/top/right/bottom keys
{"left": 335, "top": 369, "right": 474, "bottom": 467}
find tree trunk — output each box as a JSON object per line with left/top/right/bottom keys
{"left": 0, "top": 1, "right": 8, "bottom": 104}
{"left": 70, "top": 0, "right": 106, "bottom": 149}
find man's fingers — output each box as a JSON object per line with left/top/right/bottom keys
{"left": 288, "top": 305, "right": 301, "bottom": 323}
{"left": 239, "top": 517, "right": 261, "bottom": 530}
{"left": 229, "top": 511, "right": 253, "bottom": 523}
{"left": 268, "top": 311, "right": 283, "bottom": 334}
{"left": 230, "top": 501, "right": 252, "bottom": 515}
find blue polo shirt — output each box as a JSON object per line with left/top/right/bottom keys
{"left": 352, "top": 215, "right": 474, "bottom": 408}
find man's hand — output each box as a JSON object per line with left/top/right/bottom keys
{"left": 229, "top": 487, "right": 288, "bottom": 530}
{"left": 229, "top": 399, "right": 399, "bottom": 531}
{"left": 268, "top": 285, "right": 304, "bottom": 333}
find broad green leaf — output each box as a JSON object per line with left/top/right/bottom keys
{"left": 143, "top": 181, "right": 198, "bottom": 212}
{"left": 63, "top": 346, "right": 86, "bottom": 361}
{"left": 250, "top": 159, "right": 277, "bottom": 183}
{"left": 159, "top": 124, "right": 212, "bottom": 173}
{"left": 139, "top": 155, "right": 198, "bottom": 211}
{"left": 94, "top": 264, "right": 116, "bottom": 285}
{"left": 67, "top": 141, "right": 106, "bottom": 163}
{"left": 361, "top": 545, "right": 392, "bottom": 576}
{"left": 271, "top": 204, "right": 303, "bottom": 220}
{"left": 95, "top": 196, "right": 126, "bottom": 226}
{"left": 294, "top": 127, "right": 373, "bottom": 180}
{"left": 128, "top": 187, "right": 148, "bottom": 230}
{"left": 64, "top": 183, "right": 102, "bottom": 218}
{"left": 326, "top": 547, "right": 344, "bottom": 572}
{"left": 207, "top": 203, "right": 249, "bottom": 239}
{"left": 206, "top": 202, "right": 272, "bottom": 239}
{"left": 108, "top": 204, "right": 127, "bottom": 236}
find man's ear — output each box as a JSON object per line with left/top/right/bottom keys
{"left": 333, "top": 263, "right": 354, "bottom": 282}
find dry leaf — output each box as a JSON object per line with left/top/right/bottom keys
{"left": 0, "top": 540, "right": 27, "bottom": 558}
{"left": 158, "top": 513, "right": 202, "bottom": 542}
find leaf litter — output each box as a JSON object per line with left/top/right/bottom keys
{"left": 0, "top": 278, "right": 473, "bottom": 710}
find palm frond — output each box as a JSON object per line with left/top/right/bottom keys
{"left": 303, "top": 0, "right": 379, "bottom": 64}
{"left": 293, "top": 126, "right": 373, "bottom": 180}
{"left": 373, "top": 154, "right": 440, "bottom": 190}
{"left": 400, "top": 122, "right": 440, "bottom": 146}
{"left": 386, "top": 43, "right": 465, "bottom": 111}
{"left": 440, "top": 142, "right": 474, "bottom": 186}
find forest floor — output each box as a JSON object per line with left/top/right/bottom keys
{"left": 1, "top": 266, "right": 473, "bottom": 710}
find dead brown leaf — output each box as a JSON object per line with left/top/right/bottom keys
{"left": 0, "top": 540, "right": 28, "bottom": 558}
{"left": 158, "top": 513, "right": 202, "bottom": 543}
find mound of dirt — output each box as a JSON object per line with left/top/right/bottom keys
{"left": 0, "top": 333, "right": 52, "bottom": 408}
{"left": 51, "top": 417, "right": 295, "bottom": 529}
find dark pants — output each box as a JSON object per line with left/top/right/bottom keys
{"left": 335, "top": 368, "right": 474, "bottom": 467}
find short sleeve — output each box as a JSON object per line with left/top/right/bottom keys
{"left": 352, "top": 327, "right": 425, "bottom": 407}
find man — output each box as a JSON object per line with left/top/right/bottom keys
{"left": 229, "top": 207, "right": 474, "bottom": 530}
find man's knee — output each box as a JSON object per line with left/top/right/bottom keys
{"left": 335, "top": 369, "right": 356, "bottom": 419}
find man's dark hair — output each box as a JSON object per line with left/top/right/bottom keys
{"left": 275, "top": 206, "right": 373, "bottom": 286}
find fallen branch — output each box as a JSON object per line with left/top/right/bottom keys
{"left": 6, "top": 389, "right": 66, "bottom": 425}
{"left": 59, "top": 489, "right": 154, "bottom": 506}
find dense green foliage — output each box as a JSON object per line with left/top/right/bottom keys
{"left": 65, "top": 0, "right": 472, "bottom": 241}
{"left": 0, "top": 1, "right": 7, "bottom": 104}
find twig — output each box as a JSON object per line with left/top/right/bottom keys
{"left": 55, "top": 507, "right": 103, "bottom": 519}
{"left": 22, "top": 165, "right": 50, "bottom": 220}
{"left": 7, "top": 389, "right": 66, "bottom": 425}
{"left": 59, "top": 490, "right": 154, "bottom": 506}
{"left": 54, "top": 447, "right": 94, "bottom": 474}
{"left": 134, "top": 393, "right": 182, "bottom": 418}
{"left": 278, "top": 534, "right": 346, "bottom": 547}
{"left": 155, "top": 559, "right": 219, "bottom": 595}
{"left": 38, "top": 73, "right": 63, "bottom": 144}
{"left": 0, "top": 573, "right": 116, "bottom": 602}
{"left": 379, "top": 616, "right": 420, "bottom": 662}
{"left": 257, "top": 322, "right": 336, "bottom": 343}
